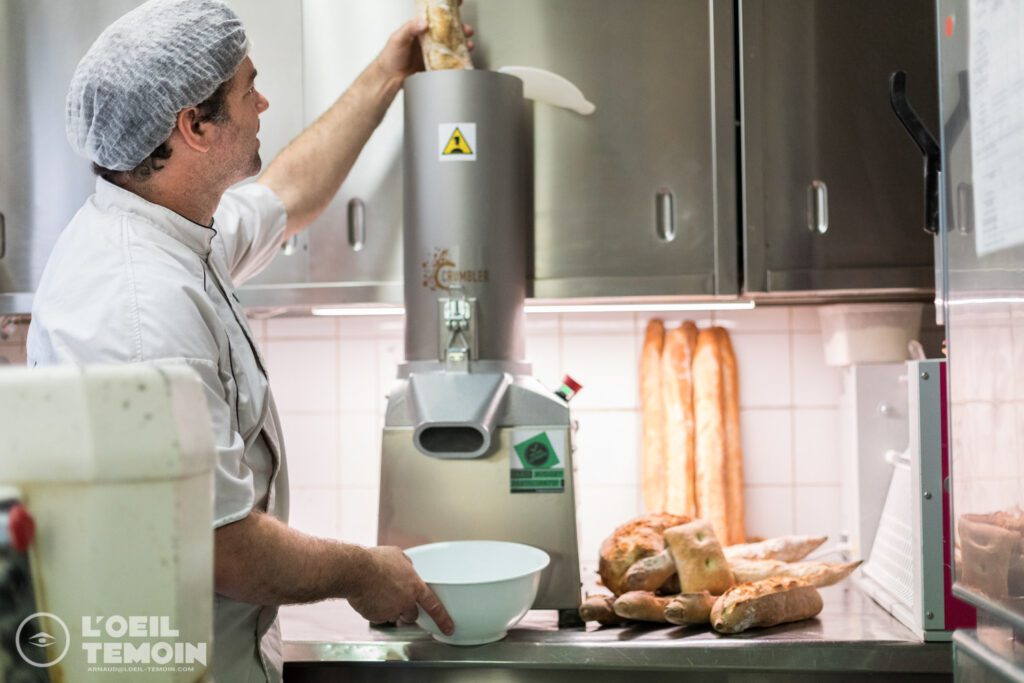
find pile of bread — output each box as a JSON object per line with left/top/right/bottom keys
{"left": 959, "top": 508, "right": 1024, "bottom": 599}
{"left": 580, "top": 513, "right": 861, "bottom": 634}
{"left": 643, "top": 321, "right": 744, "bottom": 546}
{"left": 416, "top": 0, "right": 474, "bottom": 71}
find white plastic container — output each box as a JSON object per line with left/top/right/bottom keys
{"left": 0, "top": 365, "right": 216, "bottom": 681}
{"left": 818, "top": 303, "right": 925, "bottom": 366}
{"left": 406, "top": 540, "right": 550, "bottom": 646}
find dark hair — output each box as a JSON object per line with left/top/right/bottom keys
{"left": 92, "top": 77, "right": 233, "bottom": 185}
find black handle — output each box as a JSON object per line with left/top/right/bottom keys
{"left": 889, "top": 71, "right": 941, "bottom": 235}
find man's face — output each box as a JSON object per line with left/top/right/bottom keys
{"left": 215, "top": 56, "right": 269, "bottom": 182}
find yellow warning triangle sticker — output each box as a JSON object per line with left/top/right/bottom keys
{"left": 442, "top": 127, "right": 473, "bottom": 156}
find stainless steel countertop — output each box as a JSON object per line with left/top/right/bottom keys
{"left": 280, "top": 585, "right": 951, "bottom": 674}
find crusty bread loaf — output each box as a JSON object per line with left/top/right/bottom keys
{"left": 623, "top": 549, "right": 676, "bottom": 593}
{"left": 416, "top": 0, "right": 473, "bottom": 70}
{"left": 662, "top": 322, "right": 699, "bottom": 516}
{"left": 729, "top": 558, "right": 861, "bottom": 588}
{"left": 612, "top": 591, "right": 673, "bottom": 623}
{"left": 641, "top": 320, "right": 667, "bottom": 513}
{"left": 664, "top": 520, "right": 735, "bottom": 595}
{"left": 959, "top": 515, "right": 1021, "bottom": 599}
{"left": 718, "top": 329, "right": 745, "bottom": 545}
{"left": 598, "top": 513, "right": 690, "bottom": 595}
{"left": 693, "top": 329, "right": 729, "bottom": 544}
{"left": 579, "top": 594, "right": 625, "bottom": 625}
{"left": 664, "top": 591, "right": 715, "bottom": 626}
{"left": 725, "top": 536, "right": 827, "bottom": 563}
{"left": 711, "top": 578, "right": 823, "bottom": 634}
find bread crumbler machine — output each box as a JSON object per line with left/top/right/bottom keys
{"left": 378, "top": 69, "right": 582, "bottom": 615}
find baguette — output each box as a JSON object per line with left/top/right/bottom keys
{"left": 416, "top": 0, "right": 473, "bottom": 71}
{"left": 641, "top": 320, "right": 667, "bottom": 513}
{"left": 711, "top": 578, "right": 823, "bottom": 634}
{"left": 729, "top": 558, "right": 861, "bottom": 588}
{"left": 664, "top": 520, "right": 735, "bottom": 595}
{"left": 664, "top": 591, "right": 715, "bottom": 626}
{"left": 662, "top": 322, "right": 699, "bottom": 516}
{"left": 693, "top": 329, "right": 729, "bottom": 545}
{"left": 623, "top": 549, "right": 676, "bottom": 593}
{"left": 725, "top": 535, "right": 828, "bottom": 563}
{"left": 579, "top": 594, "right": 625, "bottom": 625}
{"left": 612, "top": 591, "right": 673, "bottom": 623}
{"left": 718, "top": 329, "right": 745, "bottom": 545}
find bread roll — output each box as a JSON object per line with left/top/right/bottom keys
{"left": 725, "top": 536, "right": 827, "bottom": 563}
{"left": 711, "top": 578, "right": 823, "bottom": 634}
{"left": 641, "top": 320, "right": 667, "bottom": 512}
{"left": 664, "top": 591, "right": 715, "bottom": 626}
{"left": 416, "top": 0, "right": 473, "bottom": 71}
{"left": 959, "top": 515, "right": 1021, "bottom": 599}
{"left": 718, "top": 329, "right": 745, "bottom": 545}
{"left": 729, "top": 558, "right": 861, "bottom": 588}
{"left": 612, "top": 591, "right": 673, "bottom": 623}
{"left": 598, "top": 512, "right": 690, "bottom": 595}
{"left": 662, "top": 322, "right": 699, "bottom": 516}
{"left": 664, "top": 520, "right": 735, "bottom": 595}
{"left": 579, "top": 594, "right": 625, "bottom": 625}
{"left": 623, "top": 548, "right": 676, "bottom": 593}
{"left": 693, "top": 329, "right": 729, "bottom": 543}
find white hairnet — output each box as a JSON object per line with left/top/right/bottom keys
{"left": 67, "top": 0, "right": 249, "bottom": 171}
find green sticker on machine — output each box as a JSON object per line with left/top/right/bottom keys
{"left": 511, "top": 429, "right": 566, "bottom": 493}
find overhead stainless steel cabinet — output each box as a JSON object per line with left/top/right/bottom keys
{"left": 0, "top": 0, "right": 304, "bottom": 315}
{"left": 0, "top": 0, "right": 140, "bottom": 314}
{"left": 238, "top": 0, "right": 410, "bottom": 309}
{"left": 464, "top": 0, "right": 738, "bottom": 298}
{"left": 741, "top": 0, "right": 939, "bottom": 296}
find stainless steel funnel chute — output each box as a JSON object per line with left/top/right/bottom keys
{"left": 378, "top": 69, "right": 583, "bottom": 614}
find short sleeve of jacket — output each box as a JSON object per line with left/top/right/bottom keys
{"left": 212, "top": 182, "right": 288, "bottom": 286}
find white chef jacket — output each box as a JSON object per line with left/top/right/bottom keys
{"left": 28, "top": 177, "right": 291, "bottom": 683}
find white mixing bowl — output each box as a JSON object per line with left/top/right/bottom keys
{"left": 405, "top": 540, "right": 550, "bottom": 646}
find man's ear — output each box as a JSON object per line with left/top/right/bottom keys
{"left": 175, "top": 108, "right": 213, "bottom": 153}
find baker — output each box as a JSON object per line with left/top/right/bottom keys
{"left": 26, "top": 1, "right": 467, "bottom": 680}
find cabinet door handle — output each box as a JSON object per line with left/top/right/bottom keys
{"left": 0, "top": 212, "right": 5, "bottom": 259}
{"left": 348, "top": 198, "right": 366, "bottom": 252}
{"left": 807, "top": 180, "right": 829, "bottom": 235}
{"left": 956, "top": 182, "right": 973, "bottom": 234}
{"left": 655, "top": 188, "right": 676, "bottom": 242}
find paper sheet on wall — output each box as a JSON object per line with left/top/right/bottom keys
{"left": 969, "top": 0, "right": 1024, "bottom": 256}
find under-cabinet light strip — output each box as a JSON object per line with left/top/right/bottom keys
{"left": 312, "top": 301, "right": 756, "bottom": 317}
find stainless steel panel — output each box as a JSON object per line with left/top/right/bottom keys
{"left": 228, "top": 0, "right": 308, "bottom": 288}
{"left": 299, "top": 0, "right": 409, "bottom": 292}
{"left": 0, "top": 0, "right": 141, "bottom": 315}
{"left": 0, "top": 1, "right": 305, "bottom": 313}
{"left": 742, "top": 0, "right": 938, "bottom": 294}
{"left": 466, "top": 0, "right": 738, "bottom": 297}
{"left": 280, "top": 585, "right": 952, "bottom": 681}
{"left": 403, "top": 70, "right": 527, "bottom": 363}
{"left": 379, "top": 427, "right": 581, "bottom": 611}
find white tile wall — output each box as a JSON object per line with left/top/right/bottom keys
{"left": 2, "top": 303, "right": 946, "bottom": 564}
{"left": 256, "top": 306, "right": 870, "bottom": 562}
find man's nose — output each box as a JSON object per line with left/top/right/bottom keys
{"left": 257, "top": 91, "right": 269, "bottom": 113}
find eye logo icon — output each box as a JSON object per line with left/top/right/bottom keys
{"left": 15, "top": 613, "right": 70, "bottom": 668}
{"left": 28, "top": 632, "right": 57, "bottom": 647}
